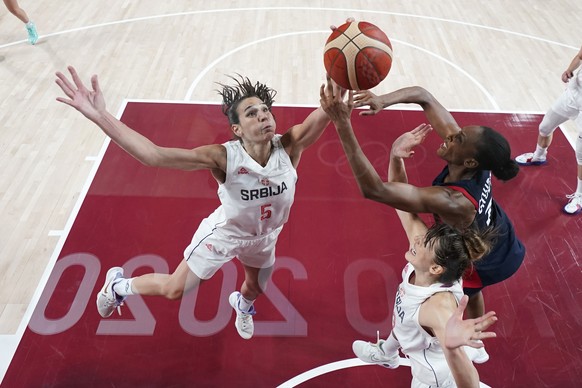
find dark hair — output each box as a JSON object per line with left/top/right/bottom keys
{"left": 216, "top": 74, "right": 277, "bottom": 125}
{"left": 474, "top": 126, "right": 520, "bottom": 181}
{"left": 424, "top": 223, "right": 496, "bottom": 284}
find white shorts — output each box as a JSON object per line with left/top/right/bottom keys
{"left": 551, "top": 73, "right": 582, "bottom": 123}
{"left": 183, "top": 216, "right": 281, "bottom": 280}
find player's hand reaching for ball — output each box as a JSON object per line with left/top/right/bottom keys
{"left": 353, "top": 90, "right": 385, "bottom": 116}
{"left": 55, "top": 66, "right": 107, "bottom": 123}
{"left": 330, "top": 17, "right": 355, "bottom": 31}
{"left": 320, "top": 75, "right": 352, "bottom": 124}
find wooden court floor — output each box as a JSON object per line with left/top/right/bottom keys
{"left": 1, "top": 1, "right": 582, "bottom": 387}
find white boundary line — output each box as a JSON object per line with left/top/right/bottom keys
{"left": 275, "top": 357, "right": 492, "bottom": 388}
{"left": 0, "top": 101, "right": 125, "bottom": 384}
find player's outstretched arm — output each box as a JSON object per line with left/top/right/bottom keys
{"left": 282, "top": 75, "right": 340, "bottom": 166}
{"left": 55, "top": 66, "right": 226, "bottom": 172}
{"left": 353, "top": 86, "right": 460, "bottom": 140}
{"left": 422, "top": 293, "right": 481, "bottom": 388}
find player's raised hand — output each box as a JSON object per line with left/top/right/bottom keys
{"left": 330, "top": 17, "right": 355, "bottom": 31}
{"left": 353, "top": 90, "right": 384, "bottom": 116}
{"left": 444, "top": 295, "right": 498, "bottom": 350}
{"left": 55, "top": 66, "right": 107, "bottom": 122}
{"left": 391, "top": 124, "right": 432, "bottom": 158}
{"left": 320, "top": 75, "right": 352, "bottom": 123}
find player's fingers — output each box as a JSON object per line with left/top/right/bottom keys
{"left": 347, "top": 89, "right": 354, "bottom": 106}
{"left": 68, "top": 66, "right": 87, "bottom": 91}
{"left": 475, "top": 315, "right": 497, "bottom": 332}
{"left": 91, "top": 75, "right": 101, "bottom": 94}
{"left": 319, "top": 83, "right": 327, "bottom": 100}
{"left": 55, "top": 96, "right": 75, "bottom": 107}
{"left": 55, "top": 78, "right": 76, "bottom": 99}
{"left": 325, "top": 74, "right": 335, "bottom": 96}
{"left": 476, "top": 331, "right": 497, "bottom": 340}
{"left": 410, "top": 123, "right": 427, "bottom": 134}
{"left": 55, "top": 71, "right": 76, "bottom": 95}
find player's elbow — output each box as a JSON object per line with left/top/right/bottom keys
{"left": 139, "top": 146, "right": 168, "bottom": 168}
{"left": 361, "top": 184, "right": 386, "bottom": 202}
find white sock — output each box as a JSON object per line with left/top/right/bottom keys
{"left": 113, "top": 278, "right": 135, "bottom": 296}
{"left": 381, "top": 331, "right": 400, "bottom": 354}
{"left": 238, "top": 294, "right": 254, "bottom": 312}
{"left": 533, "top": 144, "right": 547, "bottom": 159}
{"left": 577, "top": 178, "right": 582, "bottom": 194}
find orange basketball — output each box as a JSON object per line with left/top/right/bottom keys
{"left": 324, "top": 21, "right": 393, "bottom": 90}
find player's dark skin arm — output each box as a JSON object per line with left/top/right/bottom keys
{"left": 321, "top": 89, "right": 475, "bottom": 229}
{"left": 353, "top": 86, "right": 462, "bottom": 140}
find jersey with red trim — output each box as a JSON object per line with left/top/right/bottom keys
{"left": 215, "top": 134, "right": 297, "bottom": 238}
{"left": 432, "top": 167, "right": 525, "bottom": 272}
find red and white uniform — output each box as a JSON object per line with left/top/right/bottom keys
{"left": 184, "top": 134, "right": 297, "bottom": 279}
{"left": 393, "top": 263, "right": 463, "bottom": 388}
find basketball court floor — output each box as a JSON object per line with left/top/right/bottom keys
{"left": 1, "top": 2, "right": 582, "bottom": 387}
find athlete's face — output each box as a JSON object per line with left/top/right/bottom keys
{"left": 405, "top": 234, "right": 436, "bottom": 270}
{"left": 436, "top": 126, "right": 482, "bottom": 167}
{"left": 232, "top": 97, "right": 276, "bottom": 143}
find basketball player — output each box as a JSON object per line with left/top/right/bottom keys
{"left": 340, "top": 118, "right": 497, "bottom": 387}
{"left": 515, "top": 45, "right": 582, "bottom": 215}
{"left": 320, "top": 85, "right": 525, "bottom": 361}
{"left": 55, "top": 66, "right": 335, "bottom": 340}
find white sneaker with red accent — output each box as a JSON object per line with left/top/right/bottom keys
{"left": 564, "top": 193, "right": 582, "bottom": 215}
{"left": 515, "top": 152, "right": 547, "bottom": 166}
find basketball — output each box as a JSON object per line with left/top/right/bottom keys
{"left": 324, "top": 20, "right": 393, "bottom": 90}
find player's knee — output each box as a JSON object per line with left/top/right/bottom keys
{"left": 539, "top": 121, "right": 556, "bottom": 137}
{"left": 161, "top": 284, "right": 184, "bottom": 300}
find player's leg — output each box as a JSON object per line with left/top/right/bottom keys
{"left": 3, "top": 0, "right": 37, "bottom": 44}
{"left": 465, "top": 290, "right": 484, "bottom": 319}
{"left": 3, "top": 0, "right": 29, "bottom": 22}
{"left": 96, "top": 260, "right": 201, "bottom": 318}
{"left": 129, "top": 259, "right": 200, "bottom": 299}
{"left": 516, "top": 108, "right": 568, "bottom": 165}
{"left": 229, "top": 264, "right": 274, "bottom": 340}
{"left": 462, "top": 291, "right": 491, "bottom": 364}
{"left": 564, "top": 115, "right": 582, "bottom": 214}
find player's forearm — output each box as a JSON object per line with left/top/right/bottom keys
{"left": 444, "top": 348, "right": 480, "bottom": 388}
{"left": 296, "top": 107, "right": 331, "bottom": 149}
{"left": 388, "top": 154, "right": 408, "bottom": 184}
{"left": 94, "top": 111, "right": 160, "bottom": 166}
{"left": 333, "top": 118, "right": 386, "bottom": 199}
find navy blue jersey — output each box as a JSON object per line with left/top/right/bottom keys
{"left": 432, "top": 166, "right": 525, "bottom": 289}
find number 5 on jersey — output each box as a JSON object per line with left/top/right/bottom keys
{"left": 261, "top": 204, "right": 272, "bottom": 221}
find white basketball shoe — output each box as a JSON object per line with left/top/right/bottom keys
{"left": 96, "top": 267, "right": 126, "bottom": 318}
{"left": 229, "top": 291, "right": 256, "bottom": 339}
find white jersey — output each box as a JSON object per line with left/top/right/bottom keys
{"left": 393, "top": 263, "right": 463, "bottom": 387}
{"left": 214, "top": 134, "right": 297, "bottom": 238}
